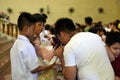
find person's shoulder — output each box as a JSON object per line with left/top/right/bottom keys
{"left": 77, "top": 32, "right": 94, "bottom": 36}
{"left": 17, "top": 35, "right": 31, "bottom": 46}
{"left": 78, "top": 32, "right": 101, "bottom": 39}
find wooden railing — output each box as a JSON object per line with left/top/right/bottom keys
{"left": 0, "top": 34, "right": 14, "bottom": 80}
{"left": 0, "top": 18, "right": 15, "bottom": 80}
{"left": 0, "top": 18, "right": 19, "bottom": 38}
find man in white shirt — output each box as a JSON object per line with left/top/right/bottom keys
{"left": 10, "top": 12, "right": 54, "bottom": 80}
{"left": 54, "top": 18, "right": 114, "bottom": 80}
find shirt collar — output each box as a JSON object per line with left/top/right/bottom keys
{"left": 17, "top": 35, "right": 30, "bottom": 42}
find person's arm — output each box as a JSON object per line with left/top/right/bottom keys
{"left": 63, "top": 66, "right": 77, "bottom": 80}
{"left": 36, "top": 47, "right": 54, "bottom": 61}
{"left": 31, "top": 62, "right": 55, "bottom": 73}
{"left": 54, "top": 46, "right": 77, "bottom": 80}
{"left": 59, "top": 51, "right": 77, "bottom": 80}
{"left": 105, "top": 45, "right": 115, "bottom": 61}
{"left": 54, "top": 46, "right": 64, "bottom": 69}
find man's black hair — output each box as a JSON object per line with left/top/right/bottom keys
{"left": 105, "top": 32, "right": 120, "bottom": 47}
{"left": 85, "top": 16, "right": 93, "bottom": 25}
{"left": 33, "top": 13, "right": 46, "bottom": 23}
{"left": 45, "top": 24, "right": 50, "bottom": 30}
{"left": 55, "top": 18, "right": 76, "bottom": 35}
{"left": 17, "top": 12, "right": 37, "bottom": 31}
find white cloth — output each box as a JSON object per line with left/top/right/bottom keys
{"left": 39, "top": 30, "right": 50, "bottom": 46}
{"left": 64, "top": 32, "right": 114, "bottom": 80}
{"left": 10, "top": 35, "right": 40, "bottom": 80}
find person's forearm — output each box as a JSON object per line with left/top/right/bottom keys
{"left": 31, "top": 63, "right": 54, "bottom": 73}
{"left": 60, "top": 56, "right": 64, "bottom": 69}
{"left": 58, "top": 56, "right": 66, "bottom": 75}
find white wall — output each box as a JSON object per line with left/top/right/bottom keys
{"left": 0, "top": 0, "right": 120, "bottom": 24}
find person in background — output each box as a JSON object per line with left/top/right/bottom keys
{"left": 84, "top": 16, "right": 93, "bottom": 32}
{"left": 31, "top": 13, "right": 58, "bottom": 80}
{"left": 75, "top": 23, "right": 84, "bottom": 32}
{"left": 54, "top": 17, "right": 114, "bottom": 80}
{"left": 110, "top": 21, "right": 120, "bottom": 32}
{"left": 39, "top": 24, "right": 51, "bottom": 46}
{"left": 105, "top": 32, "right": 120, "bottom": 80}
{"left": 89, "top": 22, "right": 106, "bottom": 42}
{"left": 32, "top": 13, "right": 56, "bottom": 63}
{"left": 39, "top": 14, "right": 51, "bottom": 46}
{"left": 10, "top": 12, "right": 55, "bottom": 80}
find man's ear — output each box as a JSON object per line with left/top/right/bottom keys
{"left": 24, "top": 26, "right": 28, "bottom": 32}
{"left": 60, "top": 31, "right": 67, "bottom": 36}
{"left": 60, "top": 31, "right": 64, "bottom": 36}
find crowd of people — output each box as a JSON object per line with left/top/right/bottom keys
{"left": 10, "top": 12, "right": 120, "bottom": 80}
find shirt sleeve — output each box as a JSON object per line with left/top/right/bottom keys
{"left": 22, "top": 45, "right": 40, "bottom": 71}
{"left": 64, "top": 46, "right": 76, "bottom": 66}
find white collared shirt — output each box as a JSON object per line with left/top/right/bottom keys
{"left": 10, "top": 35, "right": 40, "bottom": 80}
